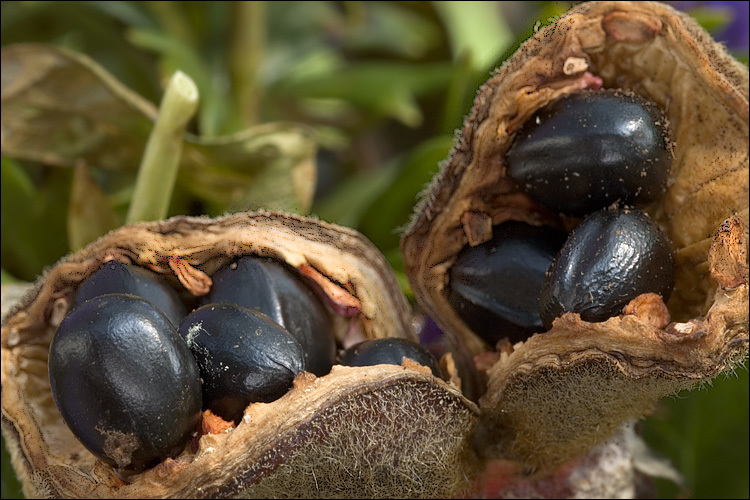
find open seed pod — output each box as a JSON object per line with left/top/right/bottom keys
{"left": 1, "top": 211, "right": 479, "bottom": 498}
{"left": 401, "top": 1, "right": 749, "bottom": 470}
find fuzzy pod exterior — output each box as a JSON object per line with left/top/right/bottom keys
{"left": 1, "top": 211, "right": 478, "bottom": 498}
{"left": 401, "top": 0, "right": 748, "bottom": 470}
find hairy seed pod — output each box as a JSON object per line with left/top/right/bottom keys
{"left": 1, "top": 2, "right": 749, "bottom": 497}
{"left": 2, "top": 211, "right": 478, "bottom": 498}
{"left": 401, "top": 0, "right": 748, "bottom": 471}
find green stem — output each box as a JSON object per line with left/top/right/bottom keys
{"left": 147, "top": 2, "right": 196, "bottom": 46}
{"left": 230, "top": 1, "right": 266, "bottom": 128}
{"left": 126, "top": 71, "right": 199, "bottom": 224}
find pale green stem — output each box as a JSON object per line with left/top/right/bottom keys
{"left": 230, "top": 1, "right": 266, "bottom": 128}
{"left": 147, "top": 2, "right": 196, "bottom": 46}
{"left": 126, "top": 71, "right": 199, "bottom": 224}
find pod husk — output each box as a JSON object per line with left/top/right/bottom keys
{"left": 1, "top": 211, "right": 479, "bottom": 498}
{"left": 401, "top": 0, "right": 749, "bottom": 469}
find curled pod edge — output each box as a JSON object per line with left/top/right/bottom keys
{"left": 1, "top": 211, "right": 479, "bottom": 498}
{"left": 401, "top": 0, "right": 749, "bottom": 470}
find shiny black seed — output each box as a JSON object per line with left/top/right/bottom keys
{"left": 448, "top": 221, "right": 567, "bottom": 345}
{"left": 201, "top": 256, "right": 335, "bottom": 377}
{"left": 72, "top": 261, "right": 187, "bottom": 327}
{"left": 179, "top": 303, "right": 307, "bottom": 423}
{"left": 506, "top": 89, "right": 670, "bottom": 216}
{"left": 540, "top": 208, "right": 675, "bottom": 329}
{"left": 49, "top": 294, "right": 202, "bottom": 471}
{"left": 339, "top": 338, "right": 443, "bottom": 378}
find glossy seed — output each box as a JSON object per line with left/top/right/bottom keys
{"left": 506, "top": 89, "right": 670, "bottom": 216}
{"left": 49, "top": 294, "right": 202, "bottom": 471}
{"left": 179, "top": 303, "right": 307, "bottom": 423}
{"left": 72, "top": 260, "right": 187, "bottom": 327}
{"left": 448, "top": 221, "right": 567, "bottom": 345}
{"left": 339, "top": 338, "right": 443, "bottom": 378}
{"left": 202, "top": 256, "right": 335, "bottom": 376}
{"left": 540, "top": 208, "right": 675, "bottom": 329}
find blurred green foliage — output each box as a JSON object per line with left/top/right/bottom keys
{"left": 1, "top": 2, "right": 747, "bottom": 498}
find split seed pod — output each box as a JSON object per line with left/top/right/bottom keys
{"left": 401, "top": 0, "right": 748, "bottom": 470}
{"left": 1, "top": 211, "right": 478, "bottom": 498}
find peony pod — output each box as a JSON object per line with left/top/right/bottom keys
{"left": 1, "top": 211, "right": 479, "bottom": 498}
{"left": 401, "top": 0, "right": 749, "bottom": 470}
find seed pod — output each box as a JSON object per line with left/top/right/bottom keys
{"left": 540, "top": 208, "right": 675, "bottom": 329}
{"left": 506, "top": 89, "right": 671, "bottom": 216}
{"left": 448, "top": 221, "right": 567, "bottom": 345}
{"left": 179, "top": 303, "right": 306, "bottom": 423}
{"left": 49, "top": 294, "right": 202, "bottom": 471}
{"left": 340, "top": 338, "right": 443, "bottom": 378}
{"left": 72, "top": 260, "right": 187, "bottom": 327}
{"left": 201, "top": 256, "right": 335, "bottom": 376}
{"left": 2, "top": 2, "right": 749, "bottom": 497}
{"left": 401, "top": 0, "right": 748, "bottom": 471}
{"left": 1, "top": 211, "right": 478, "bottom": 498}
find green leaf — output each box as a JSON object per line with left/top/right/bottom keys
{"left": 0, "top": 2, "right": 162, "bottom": 101}
{"left": 358, "top": 135, "right": 454, "bottom": 251}
{"left": 440, "top": 49, "right": 477, "bottom": 134}
{"left": 381, "top": 247, "right": 413, "bottom": 300}
{"left": 68, "top": 162, "right": 120, "bottom": 250}
{"left": 1, "top": 269, "right": 17, "bottom": 285}
{"left": 275, "top": 61, "right": 453, "bottom": 126}
{"left": 184, "top": 123, "right": 318, "bottom": 214}
{"left": 1, "top": 158, "right": 70, "bottom": 281}
{"left": 340, "top": 2, "right": 441, "bottom": 59}
{"left": 433, "top": 1, "right": 513, "bottom": 71}
{"left": 642, "top": 364, "right": 750, "bottom": 499}
{"left": 1, "top": 434, "right": 24, "bottom": 499}
{"left": 0, "top": 44, "right": 318, "bottom": 215}
{"left": 84, "top": 1, "right": 156, "bottom": 29}
{"left": 1, "top": 44, "right": 157, "bottom": 171}
{"left": 685, "top": 5, "right": 732, "bottom": 34}
{"left": 312, "top": 158, "right": 401, "bottom": 228}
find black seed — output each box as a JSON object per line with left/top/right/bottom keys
{"left": 72, "top": 261, "right": 187, "bottom": 327}
{"left": 540, "top": 208, "right": 675, "bottom": 328}
{"left": 49, "top": 294, "right": 202, "bottom": 471}
{"left": 448, "top": 222, "right": 567, "bottom": 345}
{"left": 506, "top": 89, "right": 670, "bottom": 216}
{"left": 179, "top": 303, "right": 307, "bottom": 423}
{"left": 339, "top": 338, "right": 443, "bottom": 378}
{"left": 201, "top": 256, "right": 335, "bottom": 376}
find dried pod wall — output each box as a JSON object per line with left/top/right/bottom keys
{"left": 1, "top": 211, "right": 479, "bottom": 498}
{"left": 401, "top": 0, "right": 749, "bottom": 470}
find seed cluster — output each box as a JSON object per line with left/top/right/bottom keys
{"left": 48, "top": 256, "right": 440, "bottom": 470}
{"left": 448, "top": 90, "right": 676, "bottom": 346}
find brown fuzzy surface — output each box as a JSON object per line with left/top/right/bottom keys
{"left": 401, "top": 0, "right": 749, "bottom": 469}
{"left": 1, "top": 211, "right": 479, "bottom": 498}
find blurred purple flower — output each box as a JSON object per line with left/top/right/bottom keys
{"left": 671, "top": 1, "right": 749, "bottom": 51}
{"left": 418, "top": 314, "right": 451, "bottom": 359}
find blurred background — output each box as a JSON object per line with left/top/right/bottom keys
{"left": 1, "top": 1, "right": 748, "bottom": 498}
